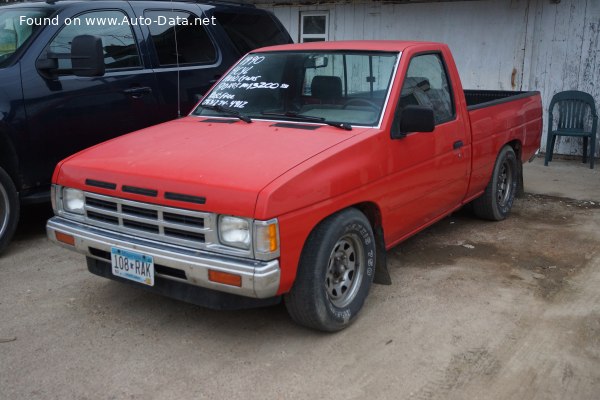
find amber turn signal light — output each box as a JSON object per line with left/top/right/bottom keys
{"left": 208, "top": 270, "right": 242, "bottom": 287}
{"left": 55, "top": 231, "right": 75, "bottom": 246}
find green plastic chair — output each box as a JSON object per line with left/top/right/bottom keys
{"left": 544, "top": 90, "right": 597, "bottom": 169}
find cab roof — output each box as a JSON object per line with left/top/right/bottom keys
{"left": 255, "top": 40, "right": 441, "bottom": 53}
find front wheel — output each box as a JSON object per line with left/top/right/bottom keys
{"left": 473, "top": 146, "right": 518, "bottom": 221}
{"left": 0, "top": 166, "right": 19, "bottom": 255}
{"left": 284, "top": 208, "right": 376, "bottom": 332}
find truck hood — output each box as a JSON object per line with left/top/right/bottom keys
{"left": 57, "top": 116, "right": 365, "bottom": 216}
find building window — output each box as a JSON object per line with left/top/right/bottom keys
{"left": 300, "top": 12, "right": 329, "bottom": 43}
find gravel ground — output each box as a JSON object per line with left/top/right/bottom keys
{"left": 1, "top": 194, "right": 599, "bottom": 400}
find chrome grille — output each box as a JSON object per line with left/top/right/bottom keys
{"left": 81, "top": 192, "right": 216, "bottom": 250}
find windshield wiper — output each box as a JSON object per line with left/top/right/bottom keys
{"left": 261, "top": 111, "right": 352, "bottom": 131}
{"left": 199, "top": 104, "right": 252, "bottom": 123}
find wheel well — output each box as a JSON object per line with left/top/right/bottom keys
{"left": 506, "top": 140, "right": 524, "bottom": 196}
{"left": 352, "top": 201, "right": 382, "bottom": 231}
{"left": 350, "top": 202, "right": 390, "bottom": 285}
{"left": 507, "top": 139, "right": 522, "bottom": 161}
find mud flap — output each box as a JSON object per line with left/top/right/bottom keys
{"left": 372, "top": 225, "right": 391, "bottom": 285}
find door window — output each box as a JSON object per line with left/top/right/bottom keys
{"left": 48, "top": 10, "right": 141, "bottom": 71}
{"left": 145, "top": 10, "right": 216, "bottom": 66}
{"left": 399, "top": 53, "right": 454, "bottom": 124}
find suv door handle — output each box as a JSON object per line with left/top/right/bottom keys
{"left": 453, "top": 140, "right": 464, "bottom": 150}
{"left": 123, "top": 86, "right": 153, "bottom": 98}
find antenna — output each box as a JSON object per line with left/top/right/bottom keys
{"left": 171, "top": 0, "right": 182, "bottom": 118}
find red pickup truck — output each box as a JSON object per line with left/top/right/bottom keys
{"left": 47, "top": 41, "right": 542, "bottom": 331}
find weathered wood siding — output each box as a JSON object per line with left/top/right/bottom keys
{"left": 523, "top": 0, "right": 599, "bottom": 156}
{"left": 256, "top": 0, "right": 600, "bottom": 157}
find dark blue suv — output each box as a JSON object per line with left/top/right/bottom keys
{"left": 0, "top": 0, "right": 292, "bottom": 252}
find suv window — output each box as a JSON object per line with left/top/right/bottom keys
{"left": 48, "top": 10, "right": 141, "bottom": 71}
{"left": 145, "top": 10, "right": 216, "bottom": 66}
{"left": 0, "top": 8, "right": 51, "bottom": 67}
{"left": 213, "top": 11, "right": 290, "bottom": 55}
{"left": 399, "top": 53, "right": 454, "bottom": 124}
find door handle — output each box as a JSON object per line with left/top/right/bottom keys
{"left": 453, "top": 140, "right": 464, "bottom": 150}
{"left": 123, "top": 86, "right": 153, "bottom": 98}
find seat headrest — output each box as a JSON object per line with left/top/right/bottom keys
{"left": 311, "top": 76, "right": 342, "bottom": 101}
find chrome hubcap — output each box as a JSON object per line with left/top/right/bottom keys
{"left": 325, "top": 234, "right": 364, "bottom": 308}
{"left": 496, "top": 160, "right": 514, "bottom": 207}
{"left": 0, "top": 183, "right": 9, "bottom": 238}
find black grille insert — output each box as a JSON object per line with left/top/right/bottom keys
{"left": 85, "top": 179, "right": 117, "bottom": 190}
{"left": 163, "top": 212, "right": 204, "bottom": 228}
{"left": 122, "top": 185, "right": 158, "bottom": 197}
{"left": 155, "top": 265, "right": 187, "bottom": 280}
{"left": 87, "top": 211, "right": 118, "bottom": 224}
{"left": 123, "top": 219, "right": 159, "bottom": 233}
{"left": 89, "top": 247, "right": 111, "bottom": 260}
{"left": 164, "top": 227, "right": 205, "bottom": 242}
{"left": 165, "top": 192, "right": 206, "bottom": 205}
{"left": 122, "top": 205, "right": 158, "bottom": 220}
{"left": 86, "top": 197, "right": 118, "bottom": 211}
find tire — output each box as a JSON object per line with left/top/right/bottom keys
{"left": 0, "top": 166, "right": 19, "bottom": 255}
{"left": 284, "top": 208, "right": 376, "bottom": 332}
{"left": 473, "top": 146, "right": 518, "bottom": 221}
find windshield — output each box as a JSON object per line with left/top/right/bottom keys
{"left": 0, "top": 8, "right": 50, "bottom": 67}
{"left": 193, "top": 51, "right": 398, "bottom": 127}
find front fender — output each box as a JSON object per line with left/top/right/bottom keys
{"left": 256, "top": 130, "right": 391, "bottom": 294}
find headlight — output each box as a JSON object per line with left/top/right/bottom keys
{"left": 62, "top": 188, "right": 85, "bottom": 214}
{"left": 254, "top": 219, "right": 279, "bottom": 259}
{"left": 218, "top": 216, "right": 251, "bottom": 249}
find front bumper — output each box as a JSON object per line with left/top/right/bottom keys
{"left": 46, "top": 217, "right": 280, "bottom": 299}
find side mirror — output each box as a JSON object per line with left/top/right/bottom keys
{"left": 391, "top": 105, "right": 435, "bottom": 139}
{"left": 36, "top": 35, "right": 105, "bottom": 78}
{"left": 71, "top": 35, "right": 105, "bottom": 77}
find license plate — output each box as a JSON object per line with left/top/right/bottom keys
{"left": 111, "top": 247, "right": 154, "bottom": 286}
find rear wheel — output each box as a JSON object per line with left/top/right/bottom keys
{"left": 0, "top": 166, "right": 19, "bottom": 254}
{"left": 284, "top": 208, "right": 376, "bottom": 332}
{"left": 473, "top": 146, "right": 518, "bottom": 221}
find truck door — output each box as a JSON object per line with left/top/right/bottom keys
{"left": 20, "top": 3, "right": 160, "bottom": 190}
{"left": 386, "top": 52, "right": 469, "bottom": 240}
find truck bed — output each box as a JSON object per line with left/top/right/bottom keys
{"left": 465, "top": 89, "right": 539, "bottom": 110}
{"left": 464, "top": 89, "right": 543, "bottom": 201}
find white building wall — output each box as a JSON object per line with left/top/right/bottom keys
{"left": 257, "top": 0, "right": 600, "bottom": 158}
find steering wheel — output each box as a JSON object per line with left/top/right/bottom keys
{"left": 342, "top": 98, "right": 380, "bottom": 110}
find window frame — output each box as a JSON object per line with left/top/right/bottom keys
{"left": 43, "top": 8, "right": 143, "bottom": 74}
{"left": 395, "top": 51, "right": 457, "bottom": 129}
{"left": 299, "top": 11, "right": 329, "bottom": 43}
{"left": 144, "top": 8, "right": 218, "bottom": 68}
